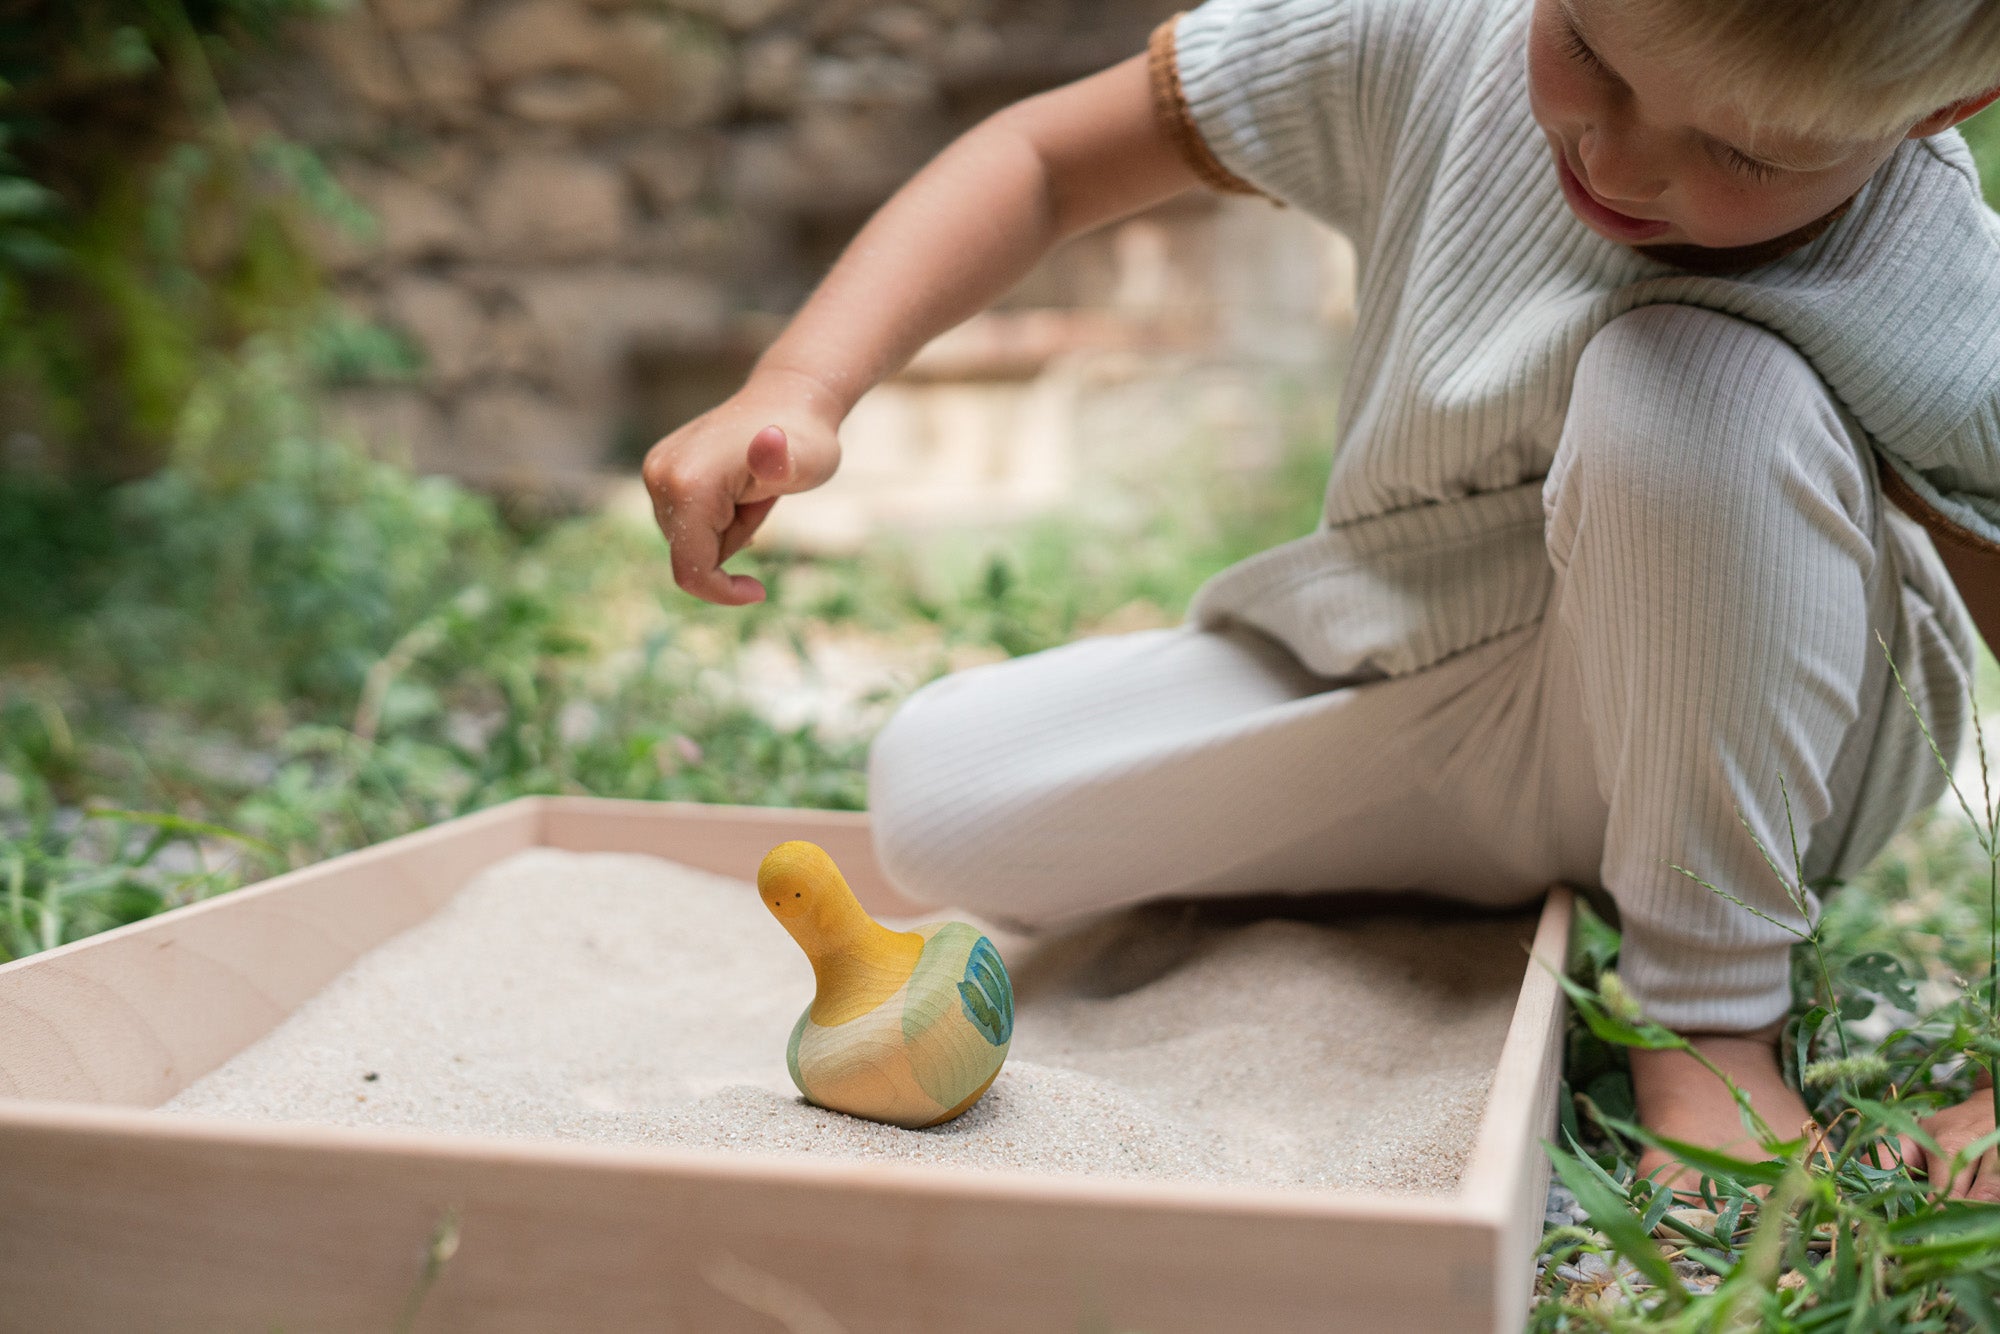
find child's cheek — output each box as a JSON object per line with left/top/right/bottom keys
{"left": 1671, "top": 174, "right": 1816, "bottom": 250}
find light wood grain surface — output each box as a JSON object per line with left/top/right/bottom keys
{"left": 1460, "top": 887, "right": 1574, "bottom": 1333}
{"left": 0, "top": 798, "right": 1571, "bottom": 1334}
{"left": 0, "top": 800, "right": 540, "bottom": 1106}
{"left": 1, "top": 1101, "right": 1500, "bottom": 1333}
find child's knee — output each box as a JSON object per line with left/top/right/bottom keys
{"left": 867, "top": 677, "right": 972, "bottom": 907}
{"left": 1553, "top": 305, "right": 1873, "bottom": 561}
{"left": 866, "top": 668, "right": 1047, "bottom": 921}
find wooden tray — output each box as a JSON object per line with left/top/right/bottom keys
{"left": 0, "top": 796, "right": 1570, "bottom": 1333}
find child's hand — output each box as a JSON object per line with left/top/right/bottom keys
{"left": 641, "top": 378, "right": 841, "bottom": 605}
{"left": 1899, "top": 1072, "right": 1999, "bottom": 1202}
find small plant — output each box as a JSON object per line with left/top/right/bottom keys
{"left": 0, "top": 693, "right": 275, "bottom": 960}
{"left": 0, "top": 0, "right": 354, "bottom": 475}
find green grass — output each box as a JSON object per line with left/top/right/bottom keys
{"left": 1533, "top": 658, "right": 2000, "bottom": 1330}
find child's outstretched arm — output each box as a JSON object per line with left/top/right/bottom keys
{"left": 642, "top": 53, "right": 1203, "bottom": 604}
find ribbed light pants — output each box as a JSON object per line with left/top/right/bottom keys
{"left": 868, "top": 307, "right": 1975, "bottom": 1032}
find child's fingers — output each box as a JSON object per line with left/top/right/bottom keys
{"left": 717, "top": 496, "right": 778, "bottom": 566}
{"left": 743, "top": 422, "right": 839, "bottom": 499}
{"left": 745, "top": 425, "right": 791, "bottom": 492}
{"left": 666, "top": 498, "right": 766, "bottom": 605}
{"left": 1912, "top": 1130, "right": 1998, "bottom": 1200}
{"left": 1906, "top": 1134, "right": 1972, "bottom": 1197}
{"left": 1968, "top": 1150, "right": 2000, "bottom": 1202}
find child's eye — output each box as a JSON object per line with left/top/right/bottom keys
{"left": 1559, "top": 22, "right": 1612, "bottom": 78}
{"left": 1718, "top": 144, "right": 1781, "bottom": 183}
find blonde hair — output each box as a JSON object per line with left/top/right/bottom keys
{"left": 1614, "top": 0, "right": 2000, "bottom": 142}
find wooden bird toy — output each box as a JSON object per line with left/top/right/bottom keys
{"left": 758, "top": 840, "right": 1013, "bottom": 1129}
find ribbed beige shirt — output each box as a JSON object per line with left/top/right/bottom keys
{"left": 1151, "top": 0, "right": 2000, "bottom": 682}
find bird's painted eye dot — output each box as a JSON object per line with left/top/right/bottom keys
{"left": 795, "top": 892, "right": 801, "bottom": 898}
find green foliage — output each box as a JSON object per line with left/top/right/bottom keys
{"left": 0, "top": 0, "right": 356, "bottom": 474}
{"left": 0, "top": 355, "right": 1340, "bottom": 960}
{"left": 75, "top": 337, "right": 509, "bottom": 717}
{"left": 1961, "top": 103, "right": 2000, "bottom": 210}
{"left": 0, "top": 466, "right": 120, "bottom": 640}
{"left": 0, "top": 691, "right": 274, "bottom": 961}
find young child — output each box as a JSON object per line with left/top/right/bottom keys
{"left": 644, "top": 0, "right": 2000, "bottom": 1197}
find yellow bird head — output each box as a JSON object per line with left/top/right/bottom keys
{"left": 757, "top": 840, "right": 849, "bottom": 931}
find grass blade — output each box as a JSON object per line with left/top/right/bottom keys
{"left": 1548, "top": 1140, "right": 1688, "bottom": 1308}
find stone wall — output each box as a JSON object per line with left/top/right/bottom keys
{"left": 240, "top": 0, "right": 1355, "bottom": 535}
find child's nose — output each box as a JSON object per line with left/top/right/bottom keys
{"left": 1578, "top": 126, "right": 1669, "bottom": 206}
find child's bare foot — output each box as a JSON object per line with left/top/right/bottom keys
{"left": 1627, "top": 1025, "right": 1808, "bottom": 1194}
{"left": 1630, "top": 1028, "right": 2000, "bottom": 1201}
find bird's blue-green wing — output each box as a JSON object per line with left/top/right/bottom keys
{"left": 956, "top": 935, "right": 1013, "bottom": 1046}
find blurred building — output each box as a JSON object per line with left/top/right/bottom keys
{"left": 240, "top": 0, "right": 1355, "bottom": 544}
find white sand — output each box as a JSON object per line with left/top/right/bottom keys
{"left": 164, "top": 850, "right": 1530, "bottom": 1194}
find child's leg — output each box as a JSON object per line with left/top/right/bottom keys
{"left": 1542, "top": 305, "right": 1973, "bottom": 1033}
{"left": 868, "top": 618, "right": 1574, "bottom": 929}
{"left": 868, "top": 303, "right": 1970, "bottom": 1040}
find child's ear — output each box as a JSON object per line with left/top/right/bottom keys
{"left": 1909, "top": 84, "right": 2000, "bottom": 138}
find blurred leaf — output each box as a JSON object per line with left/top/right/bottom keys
{"left": 1548, "top": 1139, "right": 1687, "bottom": 1306}
{"left": 1552, "top": 967, "right": 1688, "bottom": 1051}
{"left": 1597, "top": 1114, "right": 1790, "bottom": 1189}
{"left": 1844, "top": 950, "right": 1921, "bottom": 1012}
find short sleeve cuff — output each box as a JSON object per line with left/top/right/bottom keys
{"left": 1879, "top": 453, "right": 2000, "bottom": 559}
{"left": 1148, "top": 14, "right": 1271, "bottom": 200}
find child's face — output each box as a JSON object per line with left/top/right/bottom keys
{"left": 1525, "top": 0, "right": 1905, "bottom": 250}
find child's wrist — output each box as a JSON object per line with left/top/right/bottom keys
{"left": 743, "top": 360, "right": 854, "bottom": 427}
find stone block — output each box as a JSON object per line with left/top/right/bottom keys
{"left": 473, "top": 0, "right": 606, "bottom": 83}
{"left": 933, "top": 21, "right": 1006, "bottom": 83}
{"left": 670, "top": 0, "right": 797, "bottom": 33}
{"left": 724, "top": 108, "right": 935, "bottom": 217}
{"left": 487, "top": 306, "right": 551, "bottom": 380}
{"left": 400, "top": 33, "right": 483, "bottom": 115}
{"left": 306, "top": 14, "right": 412, "bottom": 108}
{"left": 374, "top": 0, "right": 468, "bottom": 32}
{"left": 476, "top": 153, "right": 629, "bottom": 259}
{"left": 383, "top": 276, "right": 489, "bottom": 387}
{"left": 503, "top": 71, "right": 633, "bottom": 125}
{"left": 719, "top": 127, "right": 807, "bottom": 213}
{"left": 509, "top": 267, "right": 729, "bottom": 401}
{"left": 595, "top": 12, "right": 735, "bottom": 127}
{"left": 863, "top": 5, "right": 943, "bottom": 53}
{"left": 805, "top": 54, "right": 937, "bottom": 110}
{"left": 389, "top": 138, "right": 481, "bottom": 195}
{"left": 451, "top": 384, "right": 610, "bottom": 474}
{"left": 325, "top": 387, "right": 451, "bottom": 469}
{"left": 739, "top": 32, "right": 808, "bottom": 114}
{"left": 357, "top": 171, "right": 481, "bottom": 262}
{"left": 622, "top": 140, "right": 709, "bottom": 214}
{"left": 797, "top": 104, "right": 940, "bottom": 209}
